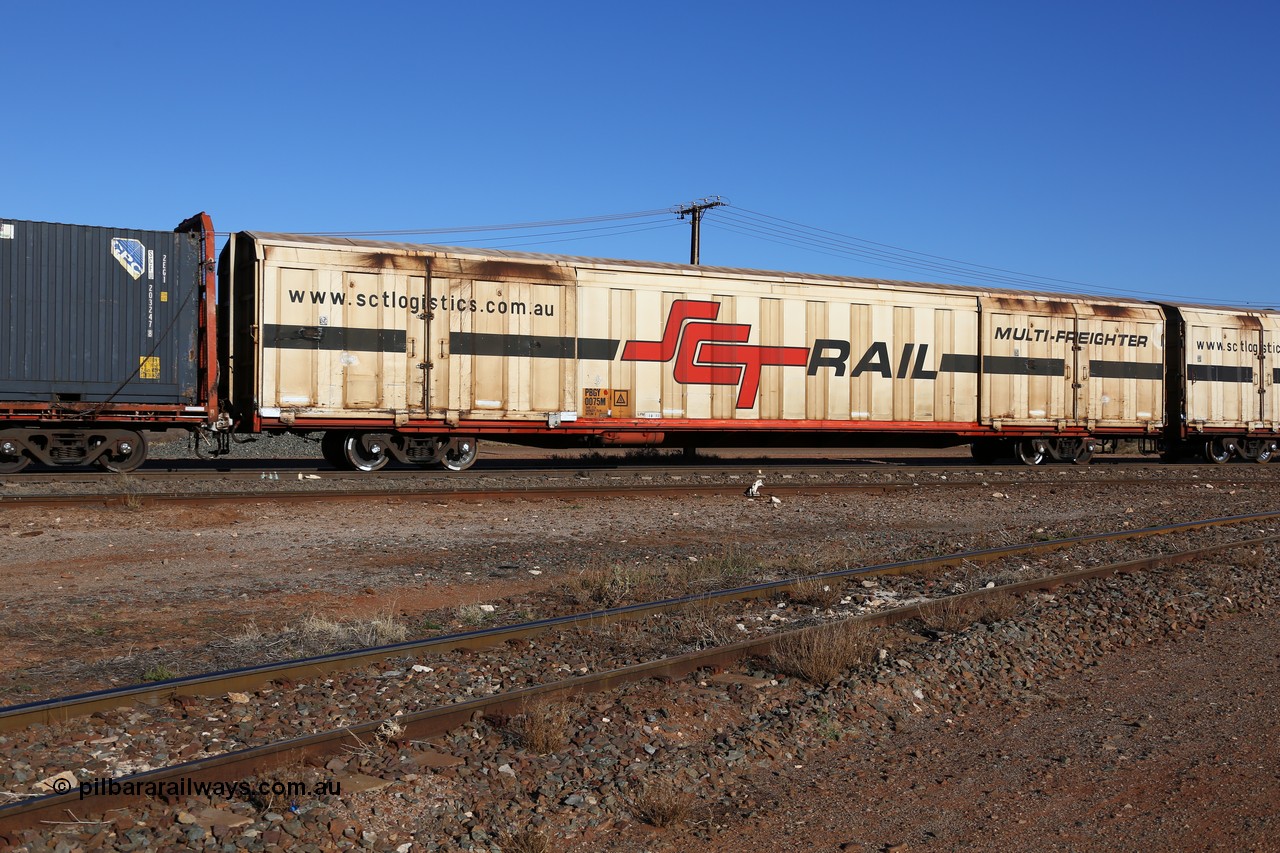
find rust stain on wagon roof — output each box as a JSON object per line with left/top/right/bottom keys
{"left": 1089, "top": 303, "right": 1152, "bottom": 319}
{"left": 452, "top": 258, "right": 576, "bottom": 284}
{"left": 353, "top": 252, "right": 423, "bottom": 272}
{"left": 987, "top": 296, "right": 1077, "bottom": 314}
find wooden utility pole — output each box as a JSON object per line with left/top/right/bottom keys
{"left": 675, "top": 197, "right": 725, "bottom": 264}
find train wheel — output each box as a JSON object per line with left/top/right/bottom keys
{"left": 320, "top": 431, "right": 348, "bottom": 469}
{"left": 96, "top": 432, "right": 147, "bottom": 473}
{"left": 1241, "top": 439, "right": 1275, "bottom": 464}
{"left": 1202, "top": 439, "right": 1233, "bottom": 464}
{"left": 441, "top": 437, "right": 478, "bottom": 472}
{"left": 342, "top": 433, "right": 390, "bottom": 472}
{"left": 1016, "top": 439, "right": 1047, "bottom": 466}
{"left": 0, "top": 445, "right": 30, "bottom": 473}
{"left": 1071, "top": 441, "right": 1096, "bottom": 465}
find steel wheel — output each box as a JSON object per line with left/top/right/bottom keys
{"left": 0, "top": 445, "right": 30, "bottom": 473}
{"left": 1071, "top": 440, "right": 1096, "bottom": 466}
{"left": 1241, "top": 439, "right": 1275, "bottom": 465}
{"left": 1016, "top": 439, "right": 1047, "bottom": 466}
{"left": 1202, "top": 438, "right": 1233, "bottom": 464}
{"left": 441, "top": 437, "right": 478, "bottom": 472}
{"left": 96, "top": 432, "right": 147, "bottom": 473}
{"left": 342, "top": 433, "right": 390, "bottom": 472}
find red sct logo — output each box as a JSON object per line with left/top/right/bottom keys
{"left": 620, "top": 300, "right": 809, "bottom": 409}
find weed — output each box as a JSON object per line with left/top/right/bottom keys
{"left": 976, "top": 592, "right": 1026, "bottom": 624}
{"left": 682, "top": 548, "right": 761, "bottom": 591}
{"left": 142, "top": 664, "right": 178, "bottom": 682}
{"left": 505, "top": 698, "right": 571, "bottom": 754}
{"left": 919, "top": 596, "right": 975, "bottom": 634}
{"left": 297, "top": 612, "right": 408, "bottom": 650}
{"left": 344, "top": 717, "right": 405, "bottom": 763}
{"left": 456, "top": 604, "right": 495, "bottom": 627}
{"left": 769, "top": 619, "right": 875, "bottom": 686}
{"left": 222, "top": 611, "right": 409, "bottom": 661}
{"left": 628, "top": 778, "right": 693, "bottom": 828}
{"left": 789, "top": 575, "right": 842, "bottom": 609}
{"left": 565, "top": 563, "right": 657, "bottom": 608}
{"left": 499, "top": 828, "right": 550, "bottom": 853}
{"left": 677, "top": 599, "right": 738, "bottom": 650}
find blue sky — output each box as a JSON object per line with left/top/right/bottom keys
{"left": 4, "top": 2, "right": 1276, "bottom": 305}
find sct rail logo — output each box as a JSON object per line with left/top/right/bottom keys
{"left": 620, "top": 300, "right": 809, "bottom": 409}
{"left": 111, "top": 238, "right": 147, "bottom": 280}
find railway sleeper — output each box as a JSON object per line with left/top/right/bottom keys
{"left": 0, "top": 428, "right": 148, "bottom": 473}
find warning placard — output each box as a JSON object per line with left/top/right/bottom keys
{"left": 611, "top": 389, "right": 633, "bottom": 417}
{"left": 138, "top": 356, "right": 160, "bottom": 380}
{"left": 583, "top": 388, "right": 610, "bottom": 417}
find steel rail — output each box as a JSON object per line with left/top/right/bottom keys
{"left": 2, "top": 528, "right": 1274, "bottom": 835}
{"left": 3, "top": 510, "right": 1277, "bottom": 736}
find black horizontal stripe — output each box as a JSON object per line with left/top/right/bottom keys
{"left": 579, "top": 338, "right": 622, "bottom": 360}
{"left": 265, "top": 324, "right": 406, "bottom": 352}
{"left": 983, "top": 355, "right": 1065, "bottom": 377}
{"left": 1188, "top": 364, "right": 1253, "bottom": 383}
{"left": 1275, "top": 368, "right": 1280, "bottom": 384}
{"left": 938, "top": 353, "right": 979, "bottom": 374}
{"left": 1089, "top": 360, "right": 1163, "bottom": 380}
{"left": 450, "top": 332, "right": 620, "bottom": 360}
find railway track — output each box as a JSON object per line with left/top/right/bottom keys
{"left": 1, "top": 511, "right": 1276, "bottom": 836}
{"left": 2, "top": 463, "right": 1276, "bottom": 508}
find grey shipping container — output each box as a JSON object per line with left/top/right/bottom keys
{"left": 0, "top": 217, "right": 203, "bottom": 405}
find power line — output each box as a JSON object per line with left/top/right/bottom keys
{"left": 287, "top": 208, "right": 673, "bottom": 238}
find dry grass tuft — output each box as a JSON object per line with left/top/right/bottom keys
{"left": 565, "top": 563, "right": 659, "bottom": 608}
{"left": 919, "top": 596, "right": 975, "bottom": 634}
{"left": 676, "top": 599, "right": 739, "bottom": 650}
{"left": 770, "top": 619, "right": 875, "bottom": 686}
{"left": 507, "top": 698, "right": 571, "bottom": 754}
{"left": 975, "top": 592, "right": 1026, "bottom": 624}
{"left": 680, "top": 548, "right": 762, "bottom": 591}
{"left": 628, "top": 778, "right": 694, "bottom": 828}
{"left": 223, "top": 611, "right": 408, "bottom": 661}
{"left": 499, "top": 828, "right": 550, "bottom": 853}
{"left": 789, "top": 575, "right": 842, "bottom": 609}
{"left": 296, "top": 612, "right": 408, "bottom": 650}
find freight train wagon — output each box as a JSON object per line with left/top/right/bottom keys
{"left": 0, "top": 214, "right": 218, "bottom": 473}
{"left": 218, "top": 231, "right": 1176, "bottom": 470}
{"left": 1159, "top": 303, "right": 1280, "bottom": 463}
{"left": 4, "top": 216, "right": 1275, "bottom": 472}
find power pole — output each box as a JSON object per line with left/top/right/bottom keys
{"left": 675, "top": 196, "right": 725, "bottom": 264}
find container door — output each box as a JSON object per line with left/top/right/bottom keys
{"left": 1077, "top": 308, "right": 1164, "bottom": 430}
{"left": 436, "top": 278, "right": 576, "bottom": 419}
{"left": 979, "top": 301, "right": 1073, "bottom": 425}
{"left": 1263, "top": 317, "right": 1280, "bottom": 427}
{"left": 1180, "top": 311, "right": 1256, "bottom": 429}
{"left": 259, "top": 265, "right": 424, "bottom": 418}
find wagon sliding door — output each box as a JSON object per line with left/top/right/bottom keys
{"left": 433, "top": 273, "right": 577, "bottom": 420}
{"left": 1076, "top": 304, "right": 1164, "bottom": 431}
{"left": 1178, "top": 308, "right": 1263, "bottom": 430}
{"left": 979, "top": 298, "right": 1075, "bottom": 426}
{"left": 259, "top": 263, "right": 426, "bottom": 419}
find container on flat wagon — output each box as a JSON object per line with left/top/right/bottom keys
{"left": 0, "top": 217, "right": 203, "bottom": 406}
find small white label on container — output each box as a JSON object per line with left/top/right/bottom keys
{"left": 0, "top": 223, "right": 12, "bottom": 239}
